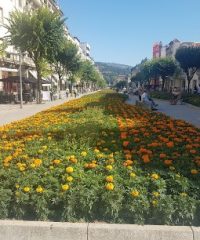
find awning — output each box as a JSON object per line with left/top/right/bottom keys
{"left": 0, "top": 76, "right": 36, "bottom": 84}
{"left": 0, "top": 67, "right": 18, "bottom": 73}
{"left": 29, "top": 70, "right": 37, "bottom": 79}
{"left": 29, "top": 70, "right": 51, "bottom": 84}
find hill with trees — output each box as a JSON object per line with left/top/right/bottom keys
{"left": 95, "top": 62, "right": 132, "bottom": 85}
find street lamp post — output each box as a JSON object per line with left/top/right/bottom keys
{"left": 19, "top": 51, "right": 23, "bottom": 109}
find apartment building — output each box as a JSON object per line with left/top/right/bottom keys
{"left": 0, "top": 0, "right": 95, "bottom": 102}
{"left": 0, "top": 0, "right": 63, "bottom": 100}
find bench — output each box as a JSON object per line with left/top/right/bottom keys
{"left": 135, "top": 100, "right": 152, "bottom": 110}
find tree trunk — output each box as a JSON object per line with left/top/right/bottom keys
{"left": 58, "top": 72, "right": 62, "bottom": 99}
{"left": 161, "top": 77, "right": 166, "bottom": 91}
{"left": 36, "top": 65, "right": 42, "bottom": 104}
{"left": 186, "top": 72, "right": 191, "bottom": 93}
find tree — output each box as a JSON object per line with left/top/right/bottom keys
{"left": 133, "top": 58, "right": 177, "bottom": 90}
{"left": 0, "top": 39, "right": 7, "bottom": 57}
{"left": 175, "top": 46, "right": 200, "bottom": 92}
{"left": 154, "top": 58, "right": 177, "bottom": 91}
{"left": 141, "top": 60, "right": 156, "bottom": 85}
{"left": 52, "top": 40, "right": 80, "bottom": 96}
{"left": 79, "top": 61, "right": 95, "bottom": 87}
{"left": 6, "top": 8, "right": 65, "bottom": 103}
{"left": 115, "top": 80, "right": 127, "bottom": 89}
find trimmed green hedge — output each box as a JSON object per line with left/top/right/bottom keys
{"left": 150, "top": 91, "right": 200, "bottom": 107}
{"left": 150, "top": 91, "right": 171, "bottom": 100}
{"left": 183, "top": 94, "right": 200, "bottom": 107}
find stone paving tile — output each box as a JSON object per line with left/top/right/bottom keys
{"left": 0, "top": 93, "right": 90, "bottom": 126}
{"left": 126, "top": 95, "right": 200, "bottom": 129}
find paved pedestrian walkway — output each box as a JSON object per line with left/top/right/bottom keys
{"left": 0, "top": 93, "right": 91, "bottom": 126}
{"left": 126, "top": 94, "right": 200, "bottom": 128}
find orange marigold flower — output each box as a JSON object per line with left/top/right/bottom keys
{"left": 123, "top": 160, "right": 133, "bottom": 166}
{"left": 33, "top": 158, "right": 42, "bottom": 167}
{"left": 120, "top": 132, "right": 127, "bottom": 139}
{"left": 164, "top": 160, "right": 173, "bottom": 166}
{"left": 160, "top": 153, "right": 167, "bottom": 159}
{"left": 191, "top": 169, "right": 198, "bottom": 175}
{"left": 105, "top": 183, "right": 114, "bottom": 190}
{"left": 123, "top": 141, "right": 129, "bottom": 147}
{"left": 166, "top": 142, "right": 174, "bottom": 148}
{"left": 142, "top": 155, "right": 150, "bottom": 163}
{"left": 106, "top": 175, "right": 114, "bottom": 182}
{"left": 190, "top": 149, "right": 197, "bottom": 154}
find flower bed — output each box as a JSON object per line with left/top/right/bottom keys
{"left": 0, "top": 91, "right": 199, "bottom": 225}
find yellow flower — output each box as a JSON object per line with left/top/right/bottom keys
{"left": 66, "top": 176, "right": 73, "bottom": 182}
{"left": 66, "top": 167, "right": 74, "bottom": 174}
{"left": 30, "top": 163, "right": 36, "bottom": 168}
{"left": 191, "top": 169, "right": 198, "bottom": 175}
{"left": 151, "top": 173, "right": 159, "bottom": 180}
{"left": 61, "top": 184, "right": 70, "bottom": 191}
{"left": 127, "top": 166, "right": 133, "bottom": 170}
{"left": 105, "top": 165, "right": 113, "bottom": 171}
{"left": 53, "top": 159, "right": 61, "bottom": 165}
{"left": 94, "top": 149, "right": 100, "bottom": 153}
{"left": 130, "top": 172, "right": 136, "bottom": 178}
{"left": 131, "top": 190, "right": 140, "bottom": 197}
{"left": 152, "top": 192, "right": 160, "bottom": 197}
{"left": 109, "top": 153, "right": 114, "bottom": 158}
{"left": 106, "top": 175, "right": 114, "bottom": 182}
{"left": 42, "top": 146, "right": 48, "bottom": 150}
{"left": 81, "top": 151, "right": 87, "bottom": 157}
{"left": 33, "top": 158, "right": 42, "bottom": 167}
{"left": 15, "top": 191, "right": 20, "bottom": 197}
{"left": 15, "top": 184, "right": 20, "bottom": 189}
{"left": 180, "top": 192, "right": 188, "bottom": 197}
{"left": 36, "top": 186, "right": 44, "bottom": 193}
{"left": 23, "top": 187, "right": 30, "bottom": 193}
{"left": 105, "top": 183, "right": 114, "bottom": 190}
{"left": 3, "top": 162, "right": 10, "bottom": 167}
{"left": 19, "top": 166, "right": 26, "bottom": 171}
{"left": 38, "top": 150, "right": 43, "bottom": 154}
{"left": 152, "top": 200, "right": 158, "bottom": 206}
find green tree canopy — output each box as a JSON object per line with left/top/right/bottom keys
{"left": 153, "top": 57, "right": 177, "bottom": 90}
{"left": 52, "top": 39, "right": 80, "bottom": 93}
{"left": 175, "top": 46, "right": 200, "bottom": 91}
{"left": 132, "top": 58, "right": 177, "bottom": 90}
{"left": 6, "top": 7, "right": 65, "bottom": 103}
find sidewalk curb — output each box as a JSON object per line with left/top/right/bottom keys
{"left": 0, "top": 220, "right": 199, "bottom": 240}
{"left": 0, "top": 221, "right": 88, "bottom": 240}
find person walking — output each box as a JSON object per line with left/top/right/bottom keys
{"left": 170, "top": 87, "right": 181, "bottom": 105}
{"left": 138, "top": 86, "right": 143, "bottom": 101}
{"left": 74, "top": 88, "right": 77, "bottom": 98}
{"left": 66, "top": 88, "right": 69, "bottom": 98}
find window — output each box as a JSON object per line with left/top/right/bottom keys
{"left": 0, "top": 8, "right": 3, "bottom": 24}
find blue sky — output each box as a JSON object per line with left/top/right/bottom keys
{"left": 58, "top": 0, "right": 200, "bottom": 66}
